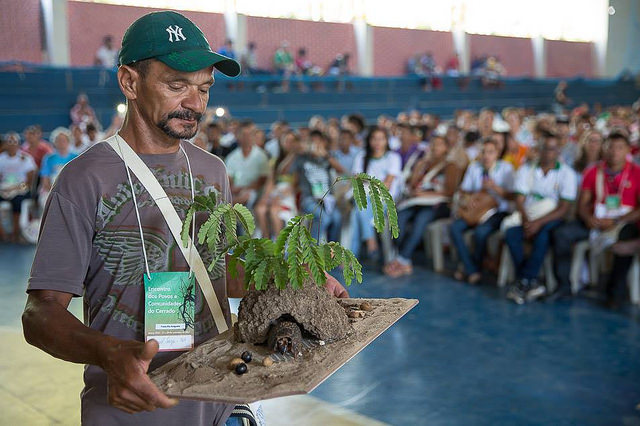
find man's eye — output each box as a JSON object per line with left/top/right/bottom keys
{"left": 169, "top": 84, "right": 184, "bottom": 91}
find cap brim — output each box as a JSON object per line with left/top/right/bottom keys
{"left": 157, "top": 49, "right": 241, "bottom": 77}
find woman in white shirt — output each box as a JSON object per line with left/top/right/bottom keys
{"left": 350, "top": 127, "right": 402, "bottom": 259}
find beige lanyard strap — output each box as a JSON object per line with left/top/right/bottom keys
{"left": 106, "top": 135, "right": 228, "bottom": 334}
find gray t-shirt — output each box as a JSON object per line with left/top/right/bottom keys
{"left": 27, "top": 140, "right": 234, "bottom": 425}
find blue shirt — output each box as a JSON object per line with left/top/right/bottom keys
{"left": 331, "top": 146, "right": 361, "bottom": 176}
{"left": 40, "top": 152, "right": 77, "bottom": 182}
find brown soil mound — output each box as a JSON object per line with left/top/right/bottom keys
{"left": 237, "top": 281, "right": 352, "bottom": 344}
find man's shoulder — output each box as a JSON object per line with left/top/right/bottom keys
{"left": 182, "top": 142, "right": 227, "bottom": 171}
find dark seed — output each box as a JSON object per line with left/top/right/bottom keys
{"left": 241, "top": 351, "right": 253, "bottom": 363}
{"left": 235, "top": 362, "right": 248, "bottom": 375}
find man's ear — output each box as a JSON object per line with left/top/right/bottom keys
{"left": 117, "top": 65, "right": 140, "bottom": 101}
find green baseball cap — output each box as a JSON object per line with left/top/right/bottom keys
{"left": 118, "top": 11, "right": 240, "bottom": 77}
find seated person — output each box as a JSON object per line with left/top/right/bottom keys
{"left": 551, "top": 129, "right": 640, "bottom": 305}
{"left": 292, "top": 131, "right": 341, "bottom": 243}
{"left": 225, "top": 121, "right": 269, "bottom": 209}
{"left": 450, "top": 137, "right": 514, "bottom": 284}
{"left": 350, "top": 127, "right": 402, "bottom": 260}
{"left": 384, "top": 135, "right": 459, "bottom": 277}
{"left": 0, "top": 132, "right": 36, "bottom": 242}
{"left": 254, "top": 131, "right": 300, "bottom": 239}
{"left": 39, "top": 127, "right": 78, "bottom": 207}
{"left": 505, "top": 133, "right": 577, "bottom": 304}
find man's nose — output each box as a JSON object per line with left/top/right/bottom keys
{"left": 181, "top": 87, "right": 206, "bottom": 114}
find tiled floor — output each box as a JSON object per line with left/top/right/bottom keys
{"left": 3, "top": 243, "right": 640, "bottom": 425}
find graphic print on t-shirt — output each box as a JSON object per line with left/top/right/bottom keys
{"left": 93, "top": 167, "right": 224, "bottom": 338}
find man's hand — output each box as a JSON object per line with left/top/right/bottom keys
{"left": 101, "top": 338, "right": 179, "bottom": 414}
{"left": 324, "top": 272, "right": 349, "bottom": 298}
{"left": 524, "top": 219, "right": 542, "bottom": 239}
{"left": 597, "top": 218, "right": 616, "bottom": 231}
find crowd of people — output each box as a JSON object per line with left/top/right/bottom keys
{"left": 2, "top": 98, "right": 640, "bottom": 309}
{"left": 190, "top": 102, "right": 639, "bottom": 309}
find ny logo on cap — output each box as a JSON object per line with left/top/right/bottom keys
{"left": 166, "top": 25, "right": 186, "bottom": 42}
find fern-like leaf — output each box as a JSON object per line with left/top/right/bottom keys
{"left": 378, "top": 182, "right": 399, "bottom": 238}
{"left": 223, "top": 208, "right": 237, "bottom": 246}
{"left": 352, "top": 173, "right": 368, "bottom": 210}
{"left": 286, "top": 223, "right": 304, "bottom": 289}
{"left": 233, "top": 203, "right": 255, "bottom": 236}
{"left": 368, "top": 181, "right": 386, "bottom": 234}
{"left": 275, "top": 217, "right": 296, "bottom": 254}
{"left": 274, "top": 258, "right": 289, "bottom": 290}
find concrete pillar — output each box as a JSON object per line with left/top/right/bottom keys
{"left": 452, "top": 30, "right": 469, "bottom": 74}
{"left": 531, "top": 36, "right": 546, "bottom": 78}
{"left": 353, "top": 19, "right": 373, "bottom": 76}
{"left": 40, "top": 0, "right": 70, "bottom": 66}
{"left": 605, "top": 0, "right": 640, "bottom": 77}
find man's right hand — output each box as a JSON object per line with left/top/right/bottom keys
{"left": 100, "top": 338, "right": 179, "bottom": 414}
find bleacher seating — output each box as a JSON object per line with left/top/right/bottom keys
{"left": 1, "top": 63, "right": 639, "bottom": 134}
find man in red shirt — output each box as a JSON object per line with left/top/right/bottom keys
{"left": 21, "top": 125, "right": 53, "bottom": 169}
{"left": 552, "top": 128, "right": 640, "bottom": 306}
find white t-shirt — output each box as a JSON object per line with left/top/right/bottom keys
{"left": 225, "top": 145, "right": 269, "bottom": 187}
{"left": 0, "top": 151, "right": 36, "bottom": 187}
{"left": 352, "top": 151, "right": 402, "bottom": 199}
{"left": 514, "top": 161, "right": 577, "bottom": 207}
{"left": 264, "top": 138, "right": 280, "bottom": 159}
{"left": 460, "top": 160, "right": 514, "bottom": 212}
{"left": 95, "top": 46, "right": 118, "bottom": 68}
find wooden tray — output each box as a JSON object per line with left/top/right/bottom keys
{"left": 150, "top": 297, "right": 418, "bottom": 404}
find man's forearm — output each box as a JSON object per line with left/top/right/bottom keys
{"left": 22, "top": 296, "right": 112, "bottom": 368}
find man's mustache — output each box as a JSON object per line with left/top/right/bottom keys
{"left": 168, "top": 110, "right": 203, "bottom": 122}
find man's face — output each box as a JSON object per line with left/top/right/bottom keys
{"left": 25, "top": 129, "right": 39, "bottom": 144}
{"left": 4, "top": 138, "right": 19, "bottom": 156}
{"left": 481, "top": 142, "right": 498, "bottom": 168}
{"left": 541, "top": 137, "right": 559, "bottom": 163}
{"left": 55, "top": 134, "right": 70, "bottom": 153}
{"left": 133, "top": 61, "right": 214, "bottom": 140}
{"left": 237, "top": 126, "right": 253, "bottom": 148}
{"left": 606, "top": 138, "right": 629, "bottom": 166}
{"left": 338, "top": 133, "right": 352, "bottom": 151}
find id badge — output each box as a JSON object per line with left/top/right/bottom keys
{"left": 605, "top": 195, "right": 621, "bottom": 210}
{"left": 144, "top": 272, "right": 195, "bottom": 352}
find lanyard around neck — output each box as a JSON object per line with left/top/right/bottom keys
{"left": 115, "top": 135, "right": 196, "bottom": 280}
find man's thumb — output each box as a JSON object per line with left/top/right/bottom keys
{"left": 139, "top": 339, "right": 160, "bottom": 361}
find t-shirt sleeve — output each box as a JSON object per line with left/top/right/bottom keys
{"left": 39, "top": 154, "right": 52, "bottom": 177}
{"left": 460, "top": 164, "right": 475, "bottom": 192}
{"left": 27, "top": 191, "right": 94, "bottom": 296}
{"left": 388, "top": 152, "right": 402, "bottom": 177}
{"left": 559, "top": 167, "right": 578, "bottom": 201}
{"left": 352, "top": 153, "right": 364, "bottom": 175}
{"left": 500, "top": 163, "right": 515, "bottom": 192}
{"left": 514, "top": 165, "right": 531, "bottom": 195}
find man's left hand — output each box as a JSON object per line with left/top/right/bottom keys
{"left": 324, "top": 272, "right": 349, "bottom": 298}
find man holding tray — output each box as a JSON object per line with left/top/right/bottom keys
{"left": 21, "top": 11, "right": 346, "bottom": 426}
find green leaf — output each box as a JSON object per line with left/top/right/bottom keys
{"left": 286, "top": 223, "right": 304, "bottom": 289}
{"left": 232, "top": 203, "right": 255, "bottom": 236}
{"left": 206, "top": 204, "right": 231, "bottom": 253}
{"left": 274, "top": 258, "right": 288, "bottom": 290}
{"left": 275, "top": 217, "right": 296, "bottom": 254}
{"left": 368, "top": 181, "right": 385, "bottom": 234}
{"left": 378, "top": 181, "right": 399, "bottom": 239}
{"left": 252, "top": 259, "right": 269, "bottom": 290}
{"left": 223, "top": 208, "right": 237, "bottom": 246}
{"left": 352, "top": 174, "right": 368, "bottom": 210}
{"left": 197, "top": 213, "right": 217, "bottom": 246}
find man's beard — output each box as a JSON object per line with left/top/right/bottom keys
{"left": 157, "top": 109, "right": 203, "bottom": 139}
